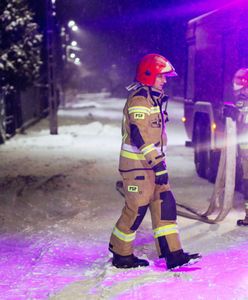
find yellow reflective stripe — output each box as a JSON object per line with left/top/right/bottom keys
{"left": 155, "top": 170, "right": 167, "bottom": 176}
{"left": 143, "top": 148, "right": 155, "bottom": 155}
{"left": 129, "top": 109, "right": 148, "bottom": 114}
{"left": 120, "top": 150, "right": 146, "bottom": 160}
{"left": 240, "top": 144, "right": 248, "bottom": 150}
{"left": 112, "top": 226, "right": 136, "bottom": 242}
{"left": 128, "top": 106, "right": 150, "bottom": 115}
{"left": 153, "top": 224, "right": 178, "bottom": 238}
{"left": 128, "top": 106, "right": 160, "bottom": 115}
{"left": 141, "top": 144, "right": 156, "bottom": 155}
{"left": 150, "top": 107, "right": 160, "bottom": 114}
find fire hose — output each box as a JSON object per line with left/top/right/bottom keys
{"left": 116, "top": 117, "right": 237, "bottom": 224}
{"left": 176, "top": 117, "right": 236, "bottom": 223}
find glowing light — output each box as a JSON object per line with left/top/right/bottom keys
{"left": 72, "top": 25, "right": 79, "bottom": 32}
{"left": 182, "top": 116, "right": 186, "bottom": 122}
{"left": 212, "top": 123, "right": 217, "bottom": 131}
{"left": 71, "top": 41, "right": 77, "bottom": 47}
{"left": 70, "top": 53, "right": 76, "bottom": 59}
{"left": 74, "top": 58, "right": 81, "bottom": 65}
{"left": 68, "top": 20, "right": 75, "bottom": 28}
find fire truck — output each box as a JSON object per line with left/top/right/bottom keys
{"left": 184, "top": 1, "right": 248, "bottom": 183}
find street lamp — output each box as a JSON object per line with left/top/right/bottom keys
{"left": 66, "top": 45, "right": 82, "bottom": 63}
{"left": 74, "top": 58, "right": 81, "bottom": 65}
{"left": 63, "top": 22, "right": 82, "bottom": 64}
{"left": 71, "top": 41, "right": 77, "bottom": 47}
{"left": 46, "top": 0, "right": 59, "bottom": 134}
{"left": 71, "top": 25, "right": 79, "bottom": 32}
{"left": 68, "top": 20, "right": 75, "bottom": 28}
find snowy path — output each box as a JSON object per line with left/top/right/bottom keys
{"left": 0, "top": 93, "right": 247, "bottom": 299}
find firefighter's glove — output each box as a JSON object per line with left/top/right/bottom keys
{"left": 152, "top": 161, "right": 169, "bottom": 185}
{"left": 223, "top": 104, "right": 239, "bottom": 121}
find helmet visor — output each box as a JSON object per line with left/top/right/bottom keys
{"left": 164, "top": 70, "right": 178, "bottom": 77}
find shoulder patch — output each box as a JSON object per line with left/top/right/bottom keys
{"left": 134, "top": 88, "right": 148, "bottom": 98}
{"left": 134, "top": 112, "right": 145, "bottom": 119}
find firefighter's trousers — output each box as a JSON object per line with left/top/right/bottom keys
{"left": 240, "top": 145, "right": 248, "bottom": 216}
{"left": 109, "top": 170, "right": 182, "bottom": 258}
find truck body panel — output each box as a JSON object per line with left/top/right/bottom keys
{"left": 185, "top": 2, "right": 248, "bottom": 139}
{"left": 184, "top": 1, "right": 248, "bottom": 181}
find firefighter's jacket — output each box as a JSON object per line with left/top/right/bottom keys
{"left": 236, "top": 96, "right": 248, "bottom": 133}
{"left": 236, "top": 95, "right": 248, "bottom": 165}
{"left": 119, "top": 86, "right": 168, "bottom": 173}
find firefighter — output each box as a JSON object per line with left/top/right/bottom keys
{"left": 109, "top": 54, "right": 201, "bottom": 269}
{"left": 224, "top": 68, "right": 248, "bottom": 226}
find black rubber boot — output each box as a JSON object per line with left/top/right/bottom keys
{"left": 112, "top": 253, "right": 149, "bottom": 269}
{"left": 237, "top": 218, "right": 248, "bottom": 226}
{"left": 166, "top": 249, "right": 201, "bottom": 270}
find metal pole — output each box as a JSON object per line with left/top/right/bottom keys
{"left": 46, "top": 0, "right": 58, "bottom": 135}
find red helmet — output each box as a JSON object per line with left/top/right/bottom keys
{"left": 233, "top": 68, "right": 248, "bottom": 91}
{"left": 135, "top": 53, "right": 177, "bottom": 86}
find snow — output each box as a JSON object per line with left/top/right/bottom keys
{"left": 0, "top": 0, "right": 42, "bottom": 93}
{"left": 0, "top": 92, "right": 248, "bottom": 299}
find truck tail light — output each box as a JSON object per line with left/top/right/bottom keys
{"left": 212, "top": 123, "right": 217, "bottom": 131}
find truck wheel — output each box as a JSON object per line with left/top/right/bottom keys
{"left": 207, "top": 149, "right": 220, "bottom": 183}
{"left": 0, "top": 125, "right": 5, "bottom": 144}
{"left": 194, "top": 119, "right": 219, "bottom": 182}
{"left": 194, "top": 120, "right": 208, "bottom": 178}
{"left": 235, "top": 154, "right": 243, "bottom": 191}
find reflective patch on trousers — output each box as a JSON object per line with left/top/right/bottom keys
{"left": 112, "top": 226, "right": 136, "bottom": 242}
{"left": 160, "top": 190, "right": 177, "bottom": 220}
{"left": 128, "top": 185, "right": 139, "bottom": 193}
{"left": 130, "top": 204, "right": 149, "bottom": 231}
{"left": 153, "top": 224, "right": 178, "bottom": 238}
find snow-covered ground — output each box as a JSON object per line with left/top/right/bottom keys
{"left": 0, "top": 93, "right": 247, "bottom": 300}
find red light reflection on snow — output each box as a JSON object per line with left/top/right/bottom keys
{"left": 0, "top": 234, "right": 106, "bottom": 299}
{"left": 116, "top": 244, "right": 248, "bottom": 299}
{"left": 0, "top": 233, "right": 247, "bottom": 299}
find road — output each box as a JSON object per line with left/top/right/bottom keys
{"left": 0, "top": 94, "right": 247, "bottom": 299}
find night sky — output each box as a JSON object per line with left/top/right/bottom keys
{"left": 55, "top": 0, "right": 236, "bottom": 95}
